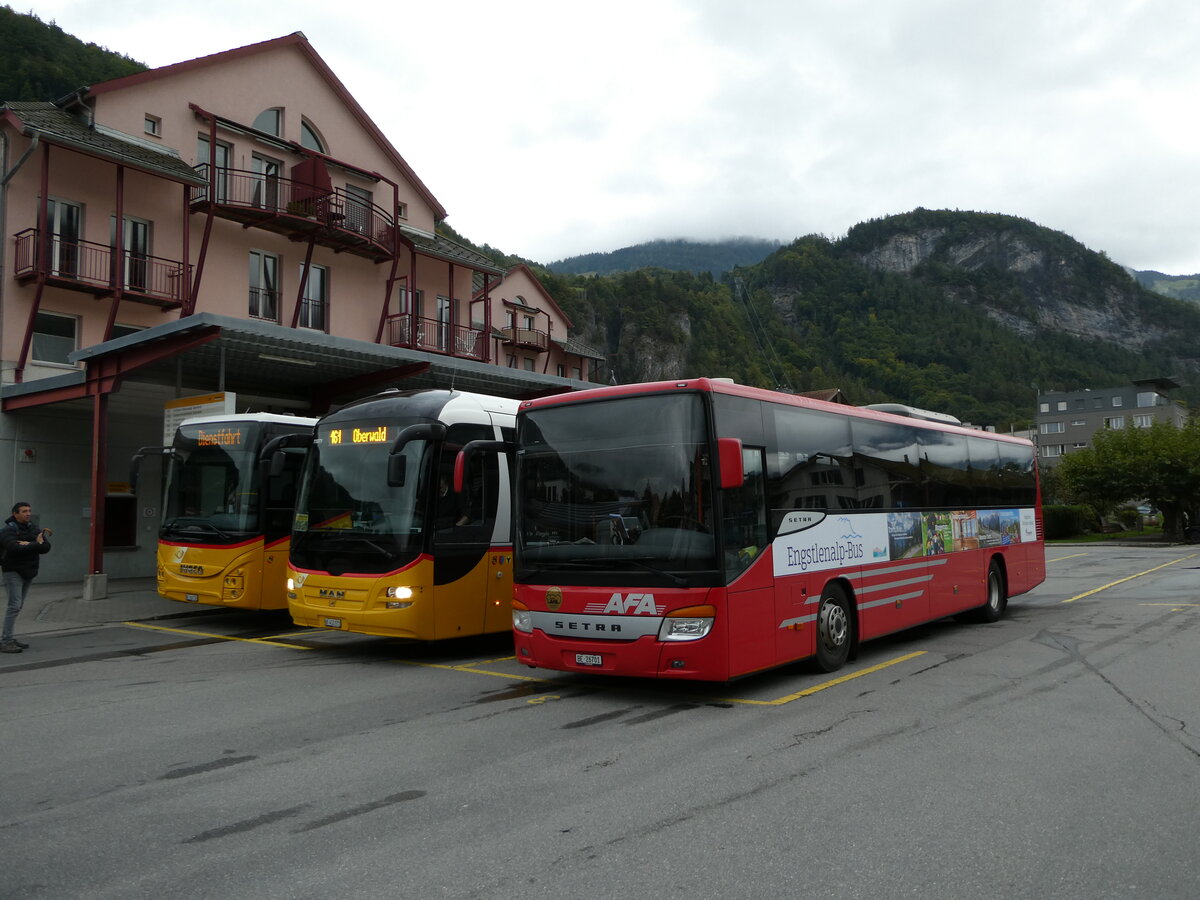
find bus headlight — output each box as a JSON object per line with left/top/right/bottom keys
{"left": 385, "top": 585, "right": 414, "bottom": 609}
{"left": 659, "top": 605, "right": 715, "bottom": 641}
{"left": 512, "top": 599, "right": 533, "bottom": 633}
{"left": 287, "top": 577, "right": 295, "bottom": 591}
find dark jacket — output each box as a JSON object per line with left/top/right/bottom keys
{"left": 1, "top": 516, "right": 51, "bottom": 578}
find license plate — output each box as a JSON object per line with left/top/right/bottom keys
{"left": 575, "top": 653, "right": 602, "bottom": 667}
{"left": 324, "top": 617, "right": 343, "bottom": 628}
{"left": 184, "top": 594, "right": 199, "bottom": 603}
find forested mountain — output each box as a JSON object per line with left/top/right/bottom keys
{"left": 548, "top": 238, "right": 780, "bottom": 276}
{"left": 519, "top": 210, "right": 1200, "bottom": 429}
{"left": 0, "top": 7, "right": 145, "bottom": 100}
{"left": 1132, "top": 269, "right": 1200, "bottom": 302}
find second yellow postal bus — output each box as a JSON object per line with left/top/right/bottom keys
{"left": 285, "top": 389, "right": 518, "bottom": 640}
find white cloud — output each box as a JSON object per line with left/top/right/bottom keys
{"left": 19, "top": 0, "right": 1200, "bottom": 272}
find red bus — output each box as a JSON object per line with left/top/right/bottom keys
{"left": 504, "top": 378, "right": 1044, "bottom": 681}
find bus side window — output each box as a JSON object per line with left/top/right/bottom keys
{"left": 723, "top": 447, "right": 767, "bottom": 579}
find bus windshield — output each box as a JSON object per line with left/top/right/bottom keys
{"left": 290, "top": 419, "right": 434, "bottom": 575}
{"left": 162, "top": 421, "right": 265, "bottom": 543}
{"left": 515, "top": 392, "right": 720, "bottom": 586}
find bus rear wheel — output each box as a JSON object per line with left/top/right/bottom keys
{"left": 814, "top": 584, "right": 852, "bottom": 672}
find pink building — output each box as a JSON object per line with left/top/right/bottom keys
{"left": 0, "top": 33, "right": 602, "bottom": 586}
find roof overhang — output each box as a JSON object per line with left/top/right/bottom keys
{"left": 1, "top": 313, "right": 579, "bottom": 413}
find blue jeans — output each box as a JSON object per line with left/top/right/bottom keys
{"left": 2, "top": 570, "right": 33, "bottom": 641}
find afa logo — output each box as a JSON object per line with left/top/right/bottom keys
{"left": 603, "top": 592, "right": 660, "bottom": 615}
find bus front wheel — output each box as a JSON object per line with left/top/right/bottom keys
{"left": 814, "top": 583, "right": 852, "bottom": 672}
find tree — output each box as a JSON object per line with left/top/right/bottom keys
{"left": 1056, "top": 419, "right": 1200, "bottom": 540}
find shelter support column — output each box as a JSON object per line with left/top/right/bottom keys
{"left": 84, "top": 391, "right": 109, "bottom": 600}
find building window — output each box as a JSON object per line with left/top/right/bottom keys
{"left": 1134, "top": 414, "right": 1153, "bottom": 428}
{"left": 253, "top": 108, "right": 282, "bottom": 136}
{"left": 1070, "top": 419, "right": 1086, "bottom": 426}
{"left": 572, "top": 367, "right": 582, "bottom": 380}
{"left": 112, "top": 216, "right": 151, "bottom": 292}
{"left": 144, "top": 114, "right": 161, "bottom": 136}
{"left": 252, "top": 154, "right": 282, "bottom": 210}
{"left": 46, "top": 198, "right": 82, "bottom": 277}
{"left": 1136, "top": 391, "right": 1157, "bottom": 408}
{"left": 1112, "top": 396, "right": 1123, "bottom": 407}
{"left": 396, "top": 201, "right": 407, "bottom": 220}
{"left": 32, "top": 312, "right": 77, "bottom": 365}
{"left": 1042, "top": 445, "right": 1064, "bottom": 458}
{"left": 506, "top": 354, "right": 516, "bottom": 368}
{"left": 1075, "top": 398, "right": 1085, "bottom": 409}
{"left": 300, "top": 119, "right": 325, "bottom": 153}
{"left": 249, "top": 251, "right": 279, "bottom": 321}
{"left": 505, "top": 310, "right": 515, "bottom": 329}
{"left": 1040, "top": 421, "right": 1064, "bottom": 434}
{"left": 1093, "top": 398, "right": 1103, "bottom": 408}
{"left": 298, "top": 264, "right": 328, "bottom": 331}
{"left": 197, "top": 135, "right": 233, "bottom": 201}
{"left": 110, "top": 325, "right": 144, "bottom": 340}
{"left": 1072, "top": 443, "right": 1087, "bottom": 450}
{"left": 524, "top": 357, "right": 536, "bottom": 371}
{"left": 556, "top": 364, "right": 566, "bottom": 378}
{"left": 1039, "top": 402, "right": 1049, "bottom": 413}
{"left": 1105, "top": 416, "right": 1125, "bottom": 429}
{"left": 1056, "top": 401, "right": 1067, "bottom": 411}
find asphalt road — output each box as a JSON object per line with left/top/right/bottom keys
{"left": 3, "top": 545, "right": 1198, "bottom": 899}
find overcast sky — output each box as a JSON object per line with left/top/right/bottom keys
{"left": 19, "top": 0, "right": 1200, "bottom": 273}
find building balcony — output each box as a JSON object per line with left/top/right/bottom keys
{"left": 385, "top": 314, "right": 486, "bottom": 361}
{"left": 501, "top": 325, "right": 549, "bottom": 352}
{"left": 189, "top": 165, "right": 396, "bottom": 263}
{"left": 12, "top": 229, "right": 190, "bottom": 309}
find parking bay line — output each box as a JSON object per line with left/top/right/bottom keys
{"left": 1060, "top": 553, "right": 1197, "bottom": 603}
{"left": 124, "top": 621, "right": 314, "bottom": 649}
{"left": 723, "top": 651, "right": 929, "bottom": 706}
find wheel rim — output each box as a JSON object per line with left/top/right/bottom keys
{"left": 819, "top": 598, "right": 848, "bottom": 651}
{"left": 988, "top": 570, "right": 1002, "bottom": 611}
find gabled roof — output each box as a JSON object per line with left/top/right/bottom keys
{"left": 83, "top": 33, "right": 447, "bottom": 219}
{"left": 1, "top": 101, "right": 207, "bottom": 185}
{"left": 481, "top": 263, "right": 575, "bottom": 329}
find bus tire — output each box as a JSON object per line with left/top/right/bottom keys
{"left": 814, "top": 583, "right": 853, "bottom": 672}
{"left": 973, "top": 560, "right": 1007, "bottom": 623}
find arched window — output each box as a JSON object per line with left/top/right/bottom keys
{"left": 253, "top": 107, "right": 282, "bottom": 135}
{"left": 300, "top": 120, "right": 325, "bottom": 153}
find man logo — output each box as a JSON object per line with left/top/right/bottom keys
{"left": 546, "top": 587, "right": 563, "bottom": 611}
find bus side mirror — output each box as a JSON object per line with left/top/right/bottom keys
{"left": 130, "top": 446, "right": 172, "bottom": 492}
{"left": 717, "top": 437, "right": 744, "bottom": 489}
{"left": 387, "top": 423, "right": 447, "bottom": 487}
{"left": 454, "top": 440, "right": 511, "bottom": 491}
{"left": 388, "top": 455, "right": 407, "bottom": 487}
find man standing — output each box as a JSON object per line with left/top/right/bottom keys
{"left": 1, "top": 501, "right": 51, "bottom": 653}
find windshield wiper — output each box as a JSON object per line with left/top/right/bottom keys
{"left": 163, "top": 519, "right": 235, "bottom": 542}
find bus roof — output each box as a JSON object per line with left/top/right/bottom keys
{"left": 517, "top": 378, "right": 1034, "bottom": 447}
{"left": 179, "top": 412, "right": 318, "bottom": 427}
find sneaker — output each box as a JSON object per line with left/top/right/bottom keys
{"left": 12, "top": 639, "right": 28, "bottom": 649}
{"left": 0, "top": 641, "right": 22, "bottom": 654}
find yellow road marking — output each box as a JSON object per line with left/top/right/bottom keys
{"left": 1141, "top": 602, "right": 1200, "bottom": 607}
{"left": 124, "top": 621, "right": 314, "bottom": 649}
{"left": 1049, "top": 552, "right": 1089, "bottom": 562}
{"left": 397, "top": 658, "right": 547, "bottom": 682}
{"left": 723, "top": 651, "right": 929, "bottom": 706}
{"left": 1061, "top": 554, "right": 1197, "bottom": 603}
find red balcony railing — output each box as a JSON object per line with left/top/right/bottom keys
{"left": 190, "top": 166, "right": 395, "bottom": 261}
{"left": 501, "top": 325, "right": 549, "bottom": 352}
{"left": 13, "top": 229, "right": 189, "bottom": 308}
{"left": 385, "top": 314, "right": 486, "bottom": 361}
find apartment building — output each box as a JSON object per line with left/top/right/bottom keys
{"left": 0, "top": 33, "right": 602, "bottom": 587}
{"left": 1034, "top": 378, "right": 1188, "bottom": 467}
